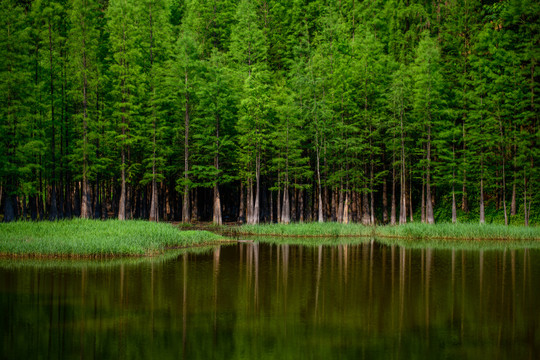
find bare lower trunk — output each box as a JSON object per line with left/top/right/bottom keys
{"left": 182, "top": 70, "right": 190, "bottom": 223}
{"left": 191, "top": 188, "right": 197, "bottom": 221}
{"left": 421, "top": 179, "right": 426, "bottom": 223}
{"left": 426, "top": 179, "right": 434, "bottom": 224}
{"left": 149, "top": 179, "right": 158, "bottom": 222}
{"left": 118, "top": 148, "right": 126, "bottom": 220}
{"left": 511, "top": 181, "right": 516, "bottom": 216}
{"left": 408, "top": 170, "right": 414, "bottom": 222}
{"left": 370, "top": 188, "right": 375, "bottom": 225}
{"left": 247, "top": 181, "right": 252, "bottom": 224}
{"left": 270, "top": 191, "right": 273, "bottom": 223}
{"left": 281, "top": 186, "right": 290, "bottom": 224}
{"left": 343, "top": 191, "right": 349, "bottom": 224}
{"left": 277, "top": 187, "right": 281, "bottom": 223}
{"left": 452, "top": 185, "right": 457, "bottom": 224}
{"left": 213, "top": 184, "right": 222, "bottom": 225}
{"left": 361, "top": 190, "right": 370, "bottom": 225}
{"left": 81, "top": 179, "right": 91, "bottom": 219}
{"left": 523, "top": 171, "right": 528, "bottom": 226}
{"left": 337, "top": 187, "right": 344, "bottom": 223}
{"left": 382, "top": 177, "right": 388, "bottom": 223}
{"left": 502, "top": 161, "right": 508, "bottom": 226}
{"left": 253, "top": 153, "right": 260, "bottom": 224}
{"left": 391, "top": 164, "right": 396, "bottom": 225}
{"left": 399, "top": 170, "right": 406, "bottom": 225}
{"left": 316, "top": 157, "right": 323, "bottom": 223}
{"left": 299, "top": 189, "right": 304, "bottom": 222}
{"left": 479, "top": 177, "right": 485, "bottom": 224}
{"left": 239, "top": 182, "right": 245, "bottom": 223}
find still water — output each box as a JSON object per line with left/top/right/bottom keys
{"left": 1, "top": 241, "right": 539, "bottom": 359}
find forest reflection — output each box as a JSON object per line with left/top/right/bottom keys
{"left": 0, "top": 242, "right": 538, "bottom": 359}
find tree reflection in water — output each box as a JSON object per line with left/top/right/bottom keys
{"left": 0, "top": 242, "right": 538, "bottom": 359}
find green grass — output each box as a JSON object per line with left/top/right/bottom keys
{"left": 235, "top": 222, "right": 375, "bottom": 237}
{"left": 233, "top": 222, "right": 540, "bottom": 241}
{"left": 237, "top": 235, "right": 371, "bottom": 247}
{"left": 0, "top": 219, "right": 225, "bottom": 257}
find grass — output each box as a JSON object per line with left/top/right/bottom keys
{"left": 232, "top": 222, "right": 540, "bottom": 241}
{"left": 0, "top": 219, "right": 225, "bottom": 258}
{"left": 234, "top": 222, "right": 375, "bottom": 237}
{"left": 237, "top": 235, "right": 371, "bottom": 247}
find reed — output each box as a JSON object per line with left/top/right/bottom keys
{"left": 237, "top": 235, "right": 371, "bottom": 247}
{"left": 235, "top": 222, "right": 540, "bottom": 241}
{"left": 0, "top": 219, "right": 224, "bottom": 257}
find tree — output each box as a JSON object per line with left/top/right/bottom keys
{"left": 68, "top": 0, "right": 101, "bottom": 219}
{"left": 230, "top": 0, "right": 269, "bottom": 224}
{"left": 412, "top": 31, "right": 443, "bottom": 224}
{"left": 0, "top": 0, "right": 32, "bottom": 221}
{"left": 193, "top": 50, "right": 237, "bottom": 225}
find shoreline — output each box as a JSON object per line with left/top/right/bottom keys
{"left": 1, "top": 220, "right": 538, "bottom": 258}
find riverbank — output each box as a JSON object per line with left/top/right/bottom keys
{"left": 0, "top": 219, "right": 225, "bottom": 258}
{"left": 221, "top": 222, "right": 540, "bottom": 241}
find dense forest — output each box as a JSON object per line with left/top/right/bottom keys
{"left": 0, "top": 0, "right": 538, "bottom": 225}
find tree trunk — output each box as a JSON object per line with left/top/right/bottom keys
{"left": 182, "top": 68, "right": 190, "bottom": 223}
{"left": 239, "top": 182, "right": 245, "bottom": 223}
{"left": 361, "top": 189, "right": 370, "bottom": 225}
{"left": 291, "top": 187, "right": 297, "bottom": 222}
{"left": 343, "top": 191, "right": 349, "bottom": 224}
{"left": 382, "top": 175, "right": 388, "bottom": 224}
{"left": 48, "top": 20, "right": 58, "bottom": 220}
{"left": 149, "top": 179, "right": 158, "bottom": 222}
{"left": 500, "top": 123, "right": 508, "bottom": 226}
{"left": 253, "top": 152, "right": 260, "bottom": 224}
{"left": 276, "top": 187, "right": 281, "bottom": 223}
{"left": 479, "top": 155, "right": 485, "bottom": 224}
{"left": 399, "top": 107, "right": 407, "bottom": 224}
{"left": 337, "top": 186, "right": 344, "bottom": 223}
{"left": 316, "top": 140, "right": 324, "bottom": 223}
{"left": 426, "top": 125, "right": 434, "bottom": 224}
{"left": 270, "top": 190, "right": 273, "bottom": 223}
{"left": 523, "top": 169, "right": 528, "bottom": 226}
{"left": 213, "top": 184, "right": 222, "bottom": 225}
{"left": 370, "top": 186, "right": 375, "bottom": 226}
{"left": 118, "top": 143, "right": 126, "bottom": 220}
{"left": 408, "top": 171, "right": 414, "bottom": 222}
{"left": 421, "top": 176, "right": 426, "bottom": 223}
{"left": 299, "top": 189, "right": 304, "bottom": 223}
{"left": 247, "top": 180, "right": 253, "bottom": 224}
{"left": 462, "top": 121, "right": 469, "bottom": 213}
{"left": 281, "top": 186, "right": 290, "bottom": 224}
{"left": 213, "top": 115, "right": 222, "bottom": 225}
{"left": 391, "top": 163, "right": 396, "bottom": 225}
{"left": 81, "top": 179, "right": 91, "bottom": 219}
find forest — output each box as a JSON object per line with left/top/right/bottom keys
{"left": 0, "top": 0, "right": 538, "bottom": 226}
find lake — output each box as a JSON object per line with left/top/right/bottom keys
{"left": 1, "top": 241, "right": 538, "bottom": 359}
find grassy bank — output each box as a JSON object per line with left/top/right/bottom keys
{"left": 0, "top": 219, "right": 225, "bottom": 258}
{"left": 234, "top": 222, "right": 540, "bottom": 241}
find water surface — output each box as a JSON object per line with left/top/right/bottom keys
{"left": 1, "top": 241, "right": 538, "bottom": 359}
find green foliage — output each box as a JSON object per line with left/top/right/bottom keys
{"left": 0, "top": 0, "right": 537, "bottom": 226}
